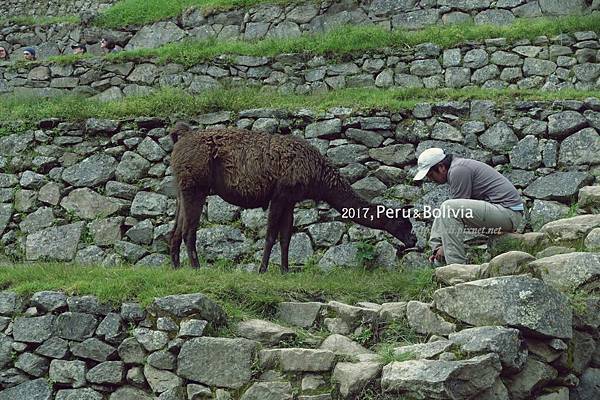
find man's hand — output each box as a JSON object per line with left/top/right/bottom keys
{"left": 429, "top": 247, "right": 444, "bottom": 263}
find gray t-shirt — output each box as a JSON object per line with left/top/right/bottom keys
{"left": 447, "top": 157, "right": 523, "bottom": 209}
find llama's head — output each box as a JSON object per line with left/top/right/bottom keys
{"left": 385, "top": 206, "right": 417, "bottom": 249}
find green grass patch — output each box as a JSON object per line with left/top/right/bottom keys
{"left": 1, "top": 86, "right": 600, "bottom": 131}
{"left": 0, "top": 15, "right": 79, "bottom": 27}
{"left": 96, "top": 0, "right": 306, "bottom": 28}
{"left": 92, "top": 16, "right": 600, "bottom": 67}
{"left": 0, "top": 263, "right": 435, "bottom": 321}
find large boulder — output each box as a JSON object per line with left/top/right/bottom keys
{"left": 539, "top": 215, "right": 600, "bottom": 242}
{"left": 25, "top": 222, "right": 84, "bottom": 261}
{"left": 433, "top": 276, "right": 572, "bottom": 339}
{"left": 381, "top": 354, "right": 501, "bottom": 399}
{"left": 177, "top": 337, "right": 259, "bottom": 389}
{"left": 529, "top": 252, "right": 600, "bottom": 293}
{"left": 523, "top": 171, "right": 592, "bottom": 201}
{"left": 449, "top": 326, "right": 527, "bottom": 373}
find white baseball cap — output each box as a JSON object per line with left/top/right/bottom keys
{"left": 413, "top": 147, "right": 446, "bottom": 181}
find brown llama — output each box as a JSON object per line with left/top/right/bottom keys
{"left": 169, "top": 122, "right": 417, "bottom": 272}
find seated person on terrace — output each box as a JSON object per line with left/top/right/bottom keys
{"left": 413, "top": 148, "right": 524, "bottom": 266}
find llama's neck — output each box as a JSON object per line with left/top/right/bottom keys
{"left": 321, "top": 169, "right": 390, "bottom": 231}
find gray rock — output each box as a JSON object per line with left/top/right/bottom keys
{"left": 524, "top": 171, "right": 591, "bottom": 201}
{"left": 20, "top": 171, "right": 46, "bottom": 190}
{"left": 435, "top": 264, "right": 482, "bottom": 285}
{"left": 585, "top": 228, "right": 600, "bottom": 251}
{"left": 0, "top": 378, "right": 51, "bottom": 400}
{"left": 529, "top": 252, "right": 600, "bottom": 293}
{"left": 392, "top": 9, "right": 440, "bottom": 30}
{"left": 504, "top": 358, "right": 557, "bottom": 400}
{"left": 547, "top": 111, "right": 588, "bottom": 138}
{"left": 406, "top": 301, "right": 456, "bottom": 336}
{"left": 485, "top": 251, "right": 536, "bottom": 278}
{"left": 25, "top": 222, "right": 84, "bottom": 262}
{"left": 368, "top": 144, "right": 415, "bottom": 166}
{"left": 410, "top": 59, "right": 442, "bottom": 77}
{"left": 381, "top": 354, "right": 501, "bottom": 399}
{"left": 529, "top": 200, "right": 570, "bottom": 231}
{"left": 279, "top": 348, "right": 335, "bottom": 372}
{"left": 20, "top": 207, "right": 54, "bottom": 234}
{"left": 178, "top": 319, "right": 208, "bottom": 338}
{"left": 60, "top": 188, "right": 121, "bottom": 219}
{"left": 62, "top": 154, "right": 117, "bottom": 187}
{"left": 269, "top": 232, "right": 314, "bottom": 266}
{"left": 177, "top": 337, "right": 259, "bottom": 389}
{"left": 148, "top": 351, "right": 176, "bottom": 370}
{"left": 479, "top": 122, "right": 519, "bottom": 152}
{"left": 144, "top": 365, "right": 182, "bottom": 394}
{"left": 105, "top": 181, "right": 138, "bottom": 200}
{"left": 118, "top": 338, "right": 146, "bottom": 364}
{"left": 86, "top": 361, "right": 124, "bottom": 385}
{"left": 130, "top": 191, "right": 168, "bottom": 218}
{"left": 539, "top": 0, "right": 587, "bottom": 15}
{"left": 523, "top": 58, "right": 557, "bottom": 76}
{"left": 449, "top": 326, "right": 527, "bottom": 373}
{"left": 569, "top": 368, "right": 600, "bottom": 400}
{"left": 55, "top": 388, "right": 103, "bottom": 400}
{"left": 193, "top": 225, "right": 251, "bottom": 262}
{"left": 50, "top": 360, "right": 86, "bottom": 388}
{"left": 332, "top": 362, "right": 382, "bottom": 399}
{"left": 14, "top": 352, "right": 49, "bottom": 377}
{"left": 35, "top": 337, "right": 69, "bottom": 359}
{"left": 433, "top": 276, "right": 572, "bottom": 339}
{"left": 318, "top": 243, "right": 359, "bottom": 270}
{"left": 305, "top": 119, "right": 341, "bottom": 139}
{"left": 236, "top": 319, "right": 295, "bottom": 346}
{"left": 71, "top": 338, "right": 116, "bottom": 362}
{"left": 539, "top": 214, "right": 600, "bottom": 241}
{"left": 558, "top": 128, "right": 600, "bottom": 166}
{"left": 319, "top": 334, "right": 373, "bottom": 357}
{"left": 277, "top": 302, "right": 323, "bottom": 328}
{"left": 109, "top": 386, "right": 154, "bottom": 400}
{"left": 432, "top": 122, "right": 463, "bottom": 142}
{"left": 475, "top": 9, "right": 515, "bottom": 25}
{"left": 445, "top": 67, "right": 471, "bottom": 88}
{"left": 31, "top": 291, "right": 67, "bottom": 313}
{"left": 97, "top": 313, "right": 125, "bottom": 344}
{"left": 67, "top": 295, "right": 112, "bottom": 315}
{"left": 133, "top": 328, "right": 169, "bottom": 352}
{"left": 89, "top": 217, "right": 124, "bottom": 246}
{"left": 240, "top": 381, "right": 293, "bottom": 400}
{"left": 115, "top": 151, "right": 151, "bottom": 183}
{"left": 393, "top": 340, "right": 453, "bottom": 360}
{"left": 54, "top": 312, "right": 98, "bottom": 342}
{"left": 85, "top": 119, "right": 119, "bottom": 135}
{"left": 490, "top": 51, "right": 522, "bottom": 66}
{"left": 206, "top": 196, "right": 239, "bottom": 223}
{"left": 126, "top": 219, "right": 154, "bottom": 245}
{"left": 509, "top": 135, "right": 541, "bottom": 169}
{"left": 127, "top": 22, "right": 186, "bottom": 50}
{"left": 151, "top": 293, "right": 227, "bottom": 325}
{"left": 464, "top": 49, "right": 489, "bottom": 69}
{"left": 574, "top": 63, "right": 600, "bottom": 82}
{"left": 12, "top": 315, "right": 55, "bottom": 343}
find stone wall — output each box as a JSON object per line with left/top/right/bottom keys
{"left": 0, "top": 0, "right": 598, "bottom": 60}
{"left": 1, "top": 30, "right": 600, "bottom": 99}
{"left": 0, "top": 265, "right": 599, "bottom": 398}
{"left": 0, "top": 0, "right": 118, "bottom": 18}
{"left": 0, "top": 101, "right": 598, "bottom": 267}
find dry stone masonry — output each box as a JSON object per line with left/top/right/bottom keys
{"left": 0, "top": 253, "right": 598, "bottom": 398}
{"left": 1, "top": 0, "right": 599, "bottom": 61}
{"left": 1, "top": 30, "right": 600, "bottom": 98}
{"left": 0, "top": 100, "right": 599, "bottom": 267}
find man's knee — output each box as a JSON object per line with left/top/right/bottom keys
{"left": 440, "top": 199, "right": 463, "bottom": 214}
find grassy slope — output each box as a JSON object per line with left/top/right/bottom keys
{"left": 0, "top": 263, "right": 436, "bottom": 321}
{"left": 53, "top": 16, "right": 598, "bottom": 67}
{"left": 1, "top": 87, "right": 599, "bottom": 133}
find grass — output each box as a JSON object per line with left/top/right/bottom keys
{"left": 75, "top": 16, "right": 600, "bottom": 67}
{"left": 95, "top": 0, "right": 307, "bottom": 28}
{"left": 0, "top": 15, "right": 79, "bottom": 27}
{"left": 0, "top": 263, "right": 435, "bottom": 322}
{"left": 2, "top": 86, "right": 600, "bottom": 134}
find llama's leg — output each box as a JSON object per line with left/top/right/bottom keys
{"left": 181, "top": 188, "right": 207, "bottom": 269}
{"left": 258, "top": 201, "right": 285, "bottom": 274}
{"left": 170, "top": 189, "right": 184, "bottom": 268}
{"left": 278, "top": 205, "right": 294, "bottom": 274}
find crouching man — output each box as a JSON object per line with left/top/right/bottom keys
{"left": 413, "top": 148, "right": 524, "bottom": 265}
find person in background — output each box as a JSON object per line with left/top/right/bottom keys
{"left": 71, "top": 44, "right": 87, "bottom": 55}
{"left": 0, "top": 46, "right": 9, "bottom": 61}
{"left": 23, "top": 47, "right": 36, "bottom": 61}
{"left": 100, "top": 37, "right": 120, "bottom": 53}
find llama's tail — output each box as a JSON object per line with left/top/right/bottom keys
{"left": 170, "top": 121, "right": 193, "bottom": 144}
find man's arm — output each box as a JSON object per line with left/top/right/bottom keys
{"left": 448, "top": 166, "right": 473, "bottom": 199}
